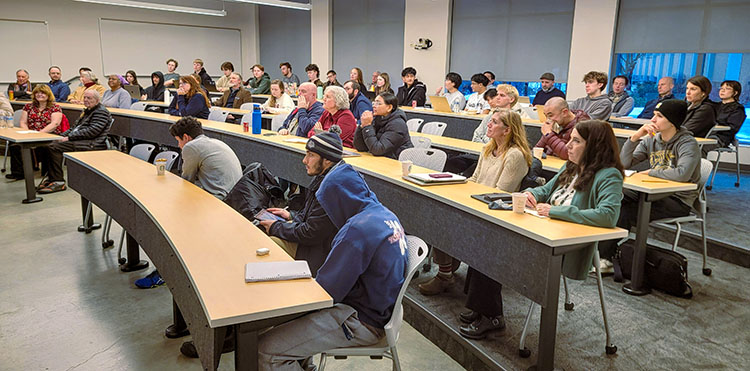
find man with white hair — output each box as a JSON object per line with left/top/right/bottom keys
{"left": 308, "top": 85, "right": 357, "bottom": 148}
{"left": 8, "top": 69, "right": 32, "bottom": 100}
{"left": 278, "top": 82, "right": 325, "bottom": 137}
{"left": 40, "top": 90, "right": 112, "bottom": 193}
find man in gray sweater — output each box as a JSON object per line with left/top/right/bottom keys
{"left": 569, "top": 71, "right": 613, "bottom": 120}
{"left": 598, "top": 99, "right": 700, "bottom": 266}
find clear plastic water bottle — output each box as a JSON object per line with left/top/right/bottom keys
{"left": 3, "top": 114, "right": 12, "bottom": 128}
{"left": 451, "top": 101, "right": 459, "bottom": 113}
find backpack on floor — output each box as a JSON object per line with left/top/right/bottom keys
{"left": 223, "top": 162, "right": 285, "bottom": 221}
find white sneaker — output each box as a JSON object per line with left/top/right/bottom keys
{"left": 599, "top": 258, "right": 614, "bottom": 274}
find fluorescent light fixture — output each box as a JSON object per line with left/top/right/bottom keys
{"left": 226, "top": 0, "right": 311, "bottom": 11}
{"left": 74, "top": 0, "right": 227, "bottom": 16}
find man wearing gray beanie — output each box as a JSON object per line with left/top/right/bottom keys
{"left": 598, "top": 99, "right": 701, "bottom": 267}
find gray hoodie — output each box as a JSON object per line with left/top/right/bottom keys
{"left": 620, "top": 127, "right": 701, "bottom": 207}
{"left": 569, "top": 94, "right": 613, "bottom": 120}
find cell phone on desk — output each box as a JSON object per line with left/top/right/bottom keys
{"left": 263, "top": 132, "right": 277, "bottom": 136}
{"left": 254, "top": 209, "right": 285, "bottom": 222}
{"left": 428, "top": 173, "right": 453, "bottom": 179}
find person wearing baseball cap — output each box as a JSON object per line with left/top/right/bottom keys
{"left": 532, "top": 72, "right": 566, "bottom": 106}
{"left": 598, "top": 99, "right": 701, "bottom": 267}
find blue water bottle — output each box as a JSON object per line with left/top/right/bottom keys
{"left": 252, "top": 105, "right": 262, "bottom": 134}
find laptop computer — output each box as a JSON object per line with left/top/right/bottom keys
{"left": 521, "top": 106, "right": 539, "bottom": 121}
{"left": 428, "top": 95, "right": 452, "bottom": 113}
{"left": 123, "top": 85, "right": 141, "bottom": 100}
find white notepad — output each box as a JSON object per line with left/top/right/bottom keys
{"left": 244, "top": 261, "right": 312, "bottom": 283}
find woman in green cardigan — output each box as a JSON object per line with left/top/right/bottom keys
{"left": 459, "top": 119, "right": 624, "bottom": 339}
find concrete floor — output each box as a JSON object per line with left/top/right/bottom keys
{"left": 0, "top": 173, "right": 463, "bottom": 371}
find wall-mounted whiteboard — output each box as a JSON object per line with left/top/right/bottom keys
{"left": 0, "top": 19, "right": 51, "bottom": 82}
{"left": 99, "top": 19, "right": 242, "bottom": 77}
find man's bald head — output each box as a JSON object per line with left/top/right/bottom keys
{"left": 543, "top": 97, "right": 573, "bottom": 125}
{"left": 298, "top": 82, "right": 317, "bottom": 107}
{"left": 658, "top": 77, "right": 674, "bottom": 96}
{"left": 544, "top": 97, "right": 568, "bottom": 112}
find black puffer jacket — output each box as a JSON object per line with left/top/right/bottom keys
{"left": 683, "top": 99, "right": 718, "bottom": 138}
{"left": 396, "top": 80, "right": 427, "bottom": 107}
{"left": 64, "top": 103, "right": 111, "bottom": 150}
{"left": 353, "top": 109, "right": 413, "bottom": 159}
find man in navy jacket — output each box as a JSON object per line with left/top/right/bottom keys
{"left": 344, "top": 80, "right": 373, "bottom": 125}
{"left": 279, "top": 82, "right": 324, "bottom": 137}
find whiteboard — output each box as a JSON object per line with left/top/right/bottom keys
{"left": 99, "top": 19, "right": 242, "bottom": 78}
{"left": 0, "top": 19, "right": 51, "bottom": 83}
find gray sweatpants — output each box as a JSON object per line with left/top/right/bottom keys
{"left": 258, "top": 303, "right": 383, "bottom": 371}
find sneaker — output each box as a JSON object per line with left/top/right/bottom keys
{"left": 418, "top": 274, "right": 454, "bottom": 296}
{"left": 135, "top": 270, "right": 165, "bottom": 289}
{"left": 37, "top": 181, "right": 66, "bottom": 194}
{"left": 599, "top": 258, "right": 614, "bottom": 275}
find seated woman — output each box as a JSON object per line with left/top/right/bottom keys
{"left": 308, "top": 86, "right": 356, "bottom": 148}
{"left": 374, "top": 72, "right": 393, "bottom": 96}
{"left": 168, "top": 75, "right": 211, "bottom": 119}
{"left": 418, "top": 109, "right": 531, "bottom": 297}
{"left": 7, "top": 85, "right": 64, "bottom": 182}
{"left": 143, "top": 71, "right": 165, "bottom": 101}
{"left": 353, "top": 92, "right": 413, "bottom": 159}
{"left": 458, "top": 119, "right": 624, "bottom": 340}
{"left": 102, "top": 74, "right": 132, "bottom": 109}
{"left": 125, "top": 70, "right": 145, "bottom": 97}
{"left": 261, "top": 80, "right": 295, "bottom": 114}
{"left": 350, "top": 67, "right": 366, "bottom": 91}
{"left": 68, "top": 70, "right": 106, "bottom": 104}
{"left": 714, "top": 80, "right": 746, "bottom": 147}
{"left": 683, "top": 75, "right": 718, "bottom": 138}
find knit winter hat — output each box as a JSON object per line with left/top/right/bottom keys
{"left": 654, "top": 99, "right": 688, "bottom": 128}
{"left": 306, "top": 131, "right": 343, "bottom": 163}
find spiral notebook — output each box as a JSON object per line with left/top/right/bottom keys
{"left": 244, "top": 261, "right": 312, "bottom": 283}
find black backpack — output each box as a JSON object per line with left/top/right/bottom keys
{"left": 223, "top": 162, "right": 285, "bottom": 221}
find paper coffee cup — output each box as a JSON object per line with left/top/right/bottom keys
{"left": 511, "top": 192, "right": 526, "bottom": 214}
{"left": 401, "top": 160, "right": 412, "bottom": 177}
{"left": 533, "top": 147, "right": 544, "bottom": 159}
{"left": 156, "top": 159, "right": 167, "bottom": 176}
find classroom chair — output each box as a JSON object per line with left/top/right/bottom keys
{"left": 706, "top": 137, "right": 741, "bottom": 189}
{"left": 208, "top": 109, "right": 229, "bottom": 122}
{"left": 411, "top": 136, "right": 432, "bottom": 149}
{"left": 406, "top": 118, "right": 423, "bottom": 132}
{"left": 398, "top": 148, "right": 447, "bottom": 172}
{"left": 130, "top": 102, "right": 148, "bottom": 111}
{"left": 270, "top": 114, "right": 287, "bottom": 132}
{"left": 1, "top": 110, "right": 23, "bottom": 173}
{"left": 318, "top": 235, "right": 428, "bottom": 371}
{"left": 239, "top": 102, "right": 261, "bottom": 111}
{"left": 420, "top": 122, "right": 447, "bottom": 136}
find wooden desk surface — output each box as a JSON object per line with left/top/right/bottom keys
{"left": 400, "top": 105, "right": 485, "bottom": 121}
{"left": 65, "top": 150, "right": 332, "bottom": 327}
{"left": 609, "top": 116, "right": 730, "bottom": 132}
{"left": 0, "top": 127, "right": 62, "bottom": 143}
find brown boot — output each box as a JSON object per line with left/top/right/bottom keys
{"left": 418, "top": 274, "right": 454, "bottom": 296}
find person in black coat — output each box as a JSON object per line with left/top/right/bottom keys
{"left": 258, "top": 132, "right": 342, "bottom": 274}
{"left": 714, "top": 80, "right": 746, "bottom": 147}
{"left": 353, "top": 92, "right": 413, "bottom": 159}
{"left": 683, "top": 75, "right": 718, "bottom": 139}
{"left": 396, "top": 67, "right": 427, "bottom": 107}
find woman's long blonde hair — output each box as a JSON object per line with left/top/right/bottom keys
{"left": 482, "top": 108, "right": 532, "bottom": 166}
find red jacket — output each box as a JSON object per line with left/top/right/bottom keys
{"left": 535, "top": 110, "right": 589, "bottom": 160}
{"left": 307, "top": 109, "right": 357, "bottom": 148}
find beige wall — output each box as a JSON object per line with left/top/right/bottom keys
{"left": 566, "top": 0, "right": 619, "bottom": 99}
{"left": 0, "top": 0, "right": 258, "bottom": 82}
{"left": 310, "top": 0, "right": 332, "bottom": 73}
{"left": 402, "top": 0, "right": 452, "bottom": 94}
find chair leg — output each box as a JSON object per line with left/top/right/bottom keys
{"left": 593, "top": 249, "right": 617, "bottom": 355}
{"left": 563, "top": 276, "right": 573, "bottom": 311}
{"left": 701, "top": 219, "right": 711, "bottom": 276}
{"left": 318, "top": 353, "right": 327, "bottom": 371}
{"left": 518, "top": 302, "right": 535, "bottom": 358}
{"left": 390, "top": 346, "right": 402, "bottom": 371}
{"left": 672, "top": 222, "right": 682, "bottom": 251}
{"left": 735, "top": 146, "right": 741, "bottom": 187}
{"left": 101, "top": 215, "right": 114, "bottom": 249}
{"left": 707, "top": 153, "right": 720, "bottom": 190}
{"left": 117, "top": 229, "right": 126, "bottom": 264}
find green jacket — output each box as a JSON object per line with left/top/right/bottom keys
{"left": 245, "top": 72, "right": 271, "bottom": 95}
{"left": 527, "top": 164, "right": 623, "bottom": 280}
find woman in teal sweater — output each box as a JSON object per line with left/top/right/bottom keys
{"left": 459, "top": 119, "right": 625, "bottom": 339}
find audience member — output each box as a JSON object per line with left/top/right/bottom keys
{"left": 483, "top": 70, "right": 497, "bottom": 86}
{"left": 608, "top": 75, "right": 635, "bottom": 117}
{"left": 472, "top": 85, "right": 519, "bottom": 143}
{"left": 257, "top": 162, "right": 407, "bottom": 371}
{"left": 261, "top": 79, "right": 295, "bottom": 114}
{"left": 569, "top": 71, "right": 612, "bottom": 120}
{"left": 308, "top": 86, "right": 356, "bottom": 148}
{"left": 343, "top": 80, "right": 372, "bottom": 125}
{"left": 305, "top": 64, "right": 324, "bottom": 87}
{"left": 168, "top": 75, "right": 210, "bottom": 119}
{"left": 192, "top": 59, "right": 214, "bottom": 87}
{"left": 8, "top": 69, "right": 33, "bottom": 100}
{"left": 465, "top": 73, "right": 491, "bottom": 114}
{"left": 369, "top": 70, "right": 380, "bottom": 91}
{"left": 375, "top": 72, "right": 394, "bottom": 96}
{"left": 598, "top": 99, "right": 698, "bottom": 269}
{"left": 531, "top": 72, "right": 565, "bottom": 106}
{"left": 350, "top": 67, "right": 366, "bottom": 91}
{"left": 713, "top": 80, "right": 746, "bottom": 147}
{"left": 435, "top": 72, "right": 466, "bottom": 111}
{"left": 215, "top": 62, "right": 234, "bottom": 92}
{"left": 420, "top": 109, "right": 531, "bottom": 297}
{"left": 258, "top": 132, "right": 340, "bottom": 272}
{"left": 353, "top": 92, "right": 413, "bottom": 159}
{"left": 125, "top": 70, "right": 145, "bottom": 97}
{"left": 279, "top": 82, "right": 325, "bottom": 137}
{"left": 101, "top": 75, "right": 132, "bottom": 109}
{"left": 163, "top": 58, "right": 180, "bottom": 88}
{"left": 324, "top": 70, "right": 342, "bottom": 88}
{"left": 536, "top": 97, "right": 590, "bottom": 160}
{"left": 40, "top": 90, "right": 111, "bottom": 194}
{"left": 637, "top": 77, "right": 674, "bottom": 119}
{"left": 215, "top": 73, "right": 253, "bottom": 122}
{"left": 68, "top": 70, "right": 106, "bottom": 104}
{"left": 279, "top": 62, "right": 301, "bottom": 91}
{"left": 47, "top": 66, "right": 70, "bottom": 101}
{"left": 142, "top": 72, "right": 165, "bottom": 101}
{"left": 396, "top": 67, "right": 427, "bottom": 107}
{"left": 6, "top": 85, "right": 63, "bottom": 182}
{"left": 0, "top": 93, "right": 12, "bottom": 116}
{"left": 246, "top": 64, "right": 271, "bottom": 94}
{"left": 683, "top": 75, "right": 718, "bottom": 138}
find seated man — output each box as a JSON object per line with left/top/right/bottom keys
{"left": 483, "top": 70, "right": 498, "bottom": 86}
{"left": 598, "top": 99, "right": 699, "bottom": 270}
{"left": 279, "top": 62, "right": 301, "bottom": 90}
{"left": 257, "top": 161, "right": 408, "bottom": 371}
{"left": 193, "top": 58, "right": 214, "bottom": 87}
{"left": 396, "top": 67, "right": 427, "bottom": 107}
{"left": 305, "top": 64, "right": 324, "bottom": 87}
{"left": 163, "top": 58, "right": 180, "bottom": 88}
{"left": 464, "top": 73, "right": 491, "bottom": 114}
{"left": 47, "top": 66, "right": 70, "bottom": 102}
{"left": 278, "top": 82, "right": 325, "bottom": 137}
{"left": 323, "top": 70, "right": 342, "bottom": 88}
{"left": 344, "top": 80, "right": 373, "bottom": 125}
{"left": 135, "top": 116, "right": 242, "bottom": 290}
{"left": 245, "top": 64, "right": 271, "bottom": 95}
{"left": 569, "top": 71, "right": 612, "bottom": 120}
{"left": 608, "top": 75, "right": 635, "bottom": 117}
{"left": 435, "top": 72, "right": 466, "bottom": 111}
{"left": 8, "top": 69, "right": 32, "bottom": 100}
{"left": 215, "top": 72, "right": 253, "bottom": 121}
{"left": 638, "top": 77, "right": 674, "bottom": 119}
{"left": 40, "top": 90, "right": 111, "bottom": 194}
{"left": 535, "top": 97, "right": 590, "bottom": 160}
{"left": 258, "top": 132, "right": 341, "bottom": 273}
{"left": 531, "top": 72, "right": 565, "bottom": 106}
